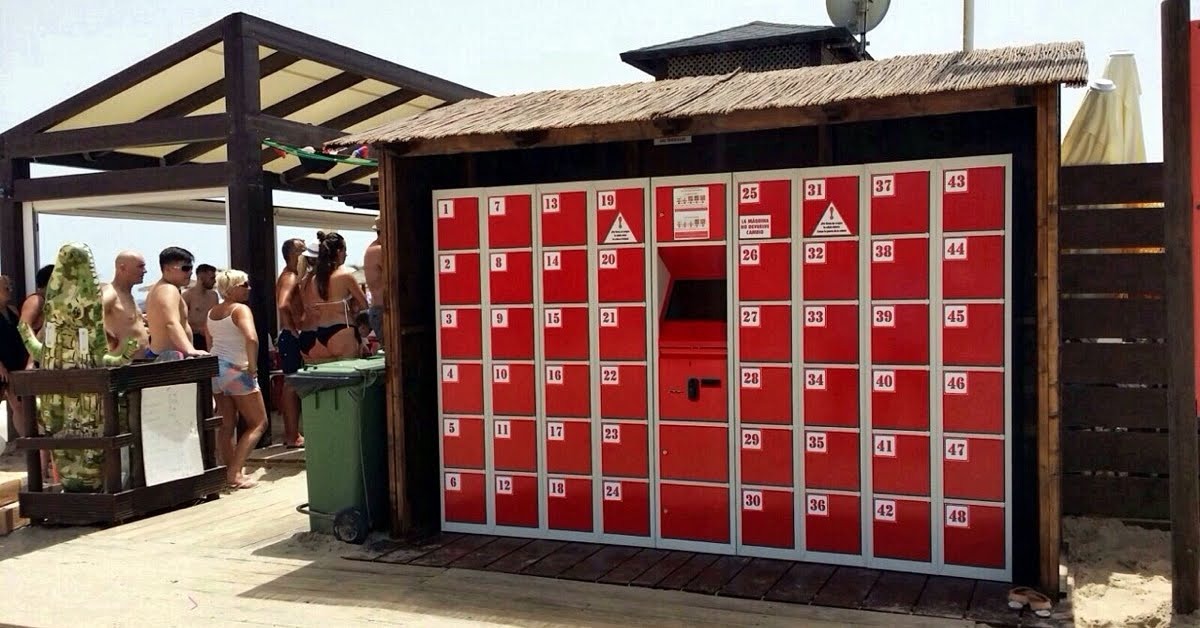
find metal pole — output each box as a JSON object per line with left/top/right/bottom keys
{"left": 963, "top": 0, "right": 975, "bottom": 52}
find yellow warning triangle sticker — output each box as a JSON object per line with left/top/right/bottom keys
{"left": 604, "top": 212, "right": 637, "bottom": 243}
{"left": 812, "top": 202, "right": 851, "bottom": 236}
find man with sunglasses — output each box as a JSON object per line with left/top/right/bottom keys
{"left": 145, "top": 247, "right": 209, "bottom": 360}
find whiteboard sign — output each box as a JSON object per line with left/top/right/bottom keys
{"left": 140, "top": 383, "right": 203, "bottom": 487}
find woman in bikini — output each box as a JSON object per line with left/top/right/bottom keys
{"left": 205, "top": 269, "right": 267, "bottom": 489}
{"left": 298, "top": 232, "right": 368, "bottom": 363}
{"left": 0, "top": 276, "right": 30, "bottom": 454}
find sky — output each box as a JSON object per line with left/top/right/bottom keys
{"left": 0, "top": 0, "right": 1185, "bottom": 285}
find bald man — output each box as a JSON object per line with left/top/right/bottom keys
{"left": 101, "top": 250, "right": 150, "bottom": 359}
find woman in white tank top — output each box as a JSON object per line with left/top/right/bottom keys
{"left": 205, "top": 269, "right": 266, "bottom": 489}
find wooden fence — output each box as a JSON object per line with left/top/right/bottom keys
{"left": 1059, "top": 162, "right": 1169, "bottom": 520}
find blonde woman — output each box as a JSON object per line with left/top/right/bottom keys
{"left": 205, "top": 269, "right": 266, "bottom": 489}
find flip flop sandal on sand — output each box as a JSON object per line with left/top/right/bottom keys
{"left": 1007, "top": 586, "right": 1053, "bottom": 617}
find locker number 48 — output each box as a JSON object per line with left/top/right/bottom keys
{"left": 946, "top": 505, "right": 970, "bottom": 527}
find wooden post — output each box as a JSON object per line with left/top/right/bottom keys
{"left": 1, "top": 156, "right": 30, "bottom": 445}
{"left": 377, "top": 149, "right": 408, "bottom": 535}
{"left": 1035, "top": 84, "right": 1062, "bottom": 596}
{"left": 1163, "top": 0, "right": 1200, "bottom": 613}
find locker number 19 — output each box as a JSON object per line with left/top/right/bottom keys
{"left": 598, "top": 190, "right": 617, "bottom": 210}
{"left": 807, "top": 494, "right": 830, "bottom": 516}
{"left": 742, "top": 490, "right": 764, "bottom": 511}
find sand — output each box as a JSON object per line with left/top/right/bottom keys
{"left": 1066, "top": 516, "right": 1200, "bottom": 627}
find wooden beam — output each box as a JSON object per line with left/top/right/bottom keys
{"left": 1060, "top": 163, "right": 1164, "bottom": 205}
{"left": 141, "top": 51, "right": 298, "bottom": 121}
{"left": 241, "top": 13, "right": 489, "bottom": 102}
{"left": 1035, "top": 84, "right": 1062, "bottom": 597}
{"left": 4, "top": 114, "right": 228, "bottom": 159}
{"left": 377, "top": 149, "right": 406, "bottom": 535}
{"left": 369, "top": 86, "right": 1029, "bottom": 158}
{"left": 13, "top": 162, "right": 228, "bottom": 201}
{"left": 263, "top": 88, "right": 421, "bottom": 165}
{"left": 1, "top": 18, "right": 224, "bottom": 137}
{"left": 33, "top": 152, "right": 164, "bottom": 171}
{"left": 1164, "top": 0, "right": 1200, "bottom": 613}
{"left": 0, "top": 158, "right": 30, "bottom": 297}
{"left": 328, "top": 165, "right": 377, "bottom": 189}
{"left": 247, "top": 114, "right": 346, "bottom": 148}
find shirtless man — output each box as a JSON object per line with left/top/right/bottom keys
{"left": 362, "top": 217, "right": 385, "bottom": 348}
{"left": 182, "top": 264, "right": 219, "bottom": 351}
{"left": 146, "top": 247, "right": 207, "bottom": 360}
{"left": 274, "top": 238, "right": 306, "bottom": 448}
{"left": 101, "top": 251, "right": 150, "bottom": 359}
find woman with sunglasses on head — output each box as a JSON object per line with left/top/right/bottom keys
{"left": 205, "top": 269, "right": 266, "bottom": 490}
{"left": 298, "top": 231, "right": 368, "bottom": 363}
{"left": 0, "top": 276, "right": 29, "bottom": 452}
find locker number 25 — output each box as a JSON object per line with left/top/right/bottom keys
{"left": 739, "top": 182, "right": 760, "bottom": 203}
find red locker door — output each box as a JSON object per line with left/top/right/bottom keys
{"left": 738, "top": 304, "right": 791, "bottom": 363}
{"left": 599, "top": 364, "right": 648, "bottom": 419}
{"left": 804, "top": 430, "right": 859, "bottom": 490}
{"left": 489, "top": 307, "right": 534, "bottom": 360}
{"left": 942, "top": 166, "right": 1006, "bottom": 232}
{"left": 870, "top": 237, "right": 928, "bottom": 300}
{"left": 658, "top": 355, "right": 727, "bottom": 422}
{"left": 872, "top": 498, "right": 931, "bottom": 562}
{"left": 602, "top": 479, "right": 650, "bottom": 536}
{"left": 736, "top": 179, "right": 791, "bottom": 239}
{"left": 439, "top": 308, "right": 482, "bottom": 359}
{"left": 944, "top": 503, "right": 1006, "bottom": 568}
{"left": 660, "top": 424, "right": 728, "bottom": 483}
{"left": 942, "top": 235, "right": 1004, "bottom": 299}
{"left": 546, "top": 420, "right": 592, "bottom": 475}
{"left": 597, "top": 247, "right": 646, "bottom": 302}
{"left": 548, "top": 477, "right": 593, "bottom": 532}
{"left": 654, "top": 182, "right": 727, "bottom": 243}
{"left": 870, "top": 303, "right": 930, "bottom": 365}
{"left": 436, "top": 196, "right": 480, "bottom": 250}
{"left": 437, "top": 252, "right": 481, "bottom": 305}
{"left": 543, "top": 306, "right": 589, "bottom": 361}
{"left": 803, "top": 367, "right": 859, "bottom": 428}
{"left": 596, "top": 187, "right": 646, "bottom": 245}
{"left": 598, "top": 306, "right": 647, "bottom": 360}
{"left": 737, "top": 243, "right": 791, "bottom": 301}
{"left": 943, "top": 370, "right": 1004, "bottom": 434}
{"left": 442, "top": 417, "right": 484, "bottom": 469}
{"left": 802, "top": 240, "right": 858, "bottom": 301}
{"left": 486, "top": 193, "right": 532, "bottom": 249}
{"left": 803, "top": 304, "right": 858, "bottom": 364}
{"left": 540, "top": 190, "right": 588, "bottom": 246}
{"left": 943, "top": 436, "right": 1005, "bottom": 501}
{"left": 491, "top": 363, "right": 536, "bottom": 416}
{"left": 739, "top": 427, "right": 793, "bottom": 486}
{"left": 870, "top": 368, "right": 930, "bottom": 430}
{"left": 802, "top": 175, "right": 859, "bottom": 237}
{"left": 493, "top": 418, "right": 537, "bottom": 472}
{"left": 494, "top": 474, "right": 538, "bottom": 528}
{"left": 738, "top": 365, "right": 792, "bottom": 425}
{"left": 871, "top": 433, "right": 930, "bottom": 496}
{"left": 869, "top": 171, "right": 930, "bottom": 235}
{"left": 805, "top": 492, "right": 860, "bottom": 554}
{"left": 444, "top": 471, "right": 486, "bottom": 524}
{"left": 544, "top": 364, "right": 590, "bottom": 418}
{"left": 740, "top": 488, "right": 794, "bottom": 549}
{"left": 943, "top": 303, "right": 1004, "bottom": 366}
{"left": 601, "top": 421, "right": 649, "bottom": 477}
{"left": 489, "top": 251, "right": 533, "bottom": 304}
{"left": 440, "top": 363, "right": 483, "bottom": 415}
{"left": 660, "top": 483, "right": 730, "bottom": 543}
{"left": 542, "top": 248, "right": 588, "bottom": 303}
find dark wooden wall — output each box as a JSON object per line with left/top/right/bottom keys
{"left": 387, "top": 107, "right": 1042, "bottom": 581}
{"left": 1058, "top": 162, "right": 1170, "bottom": 521}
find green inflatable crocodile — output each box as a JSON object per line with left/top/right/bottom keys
{"left": 19, "top": 243, "right": 139, "bottom": 492}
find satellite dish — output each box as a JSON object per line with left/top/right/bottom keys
{"left": 826, "top": 0, "right": 891, "bottom": 55}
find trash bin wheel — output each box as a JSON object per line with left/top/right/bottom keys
{"left": 333, "top": 507, "right": 368, "bottom": 544}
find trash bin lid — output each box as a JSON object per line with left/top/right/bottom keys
{"left": 286, "top": 356, "right": 385, "bottom": 397}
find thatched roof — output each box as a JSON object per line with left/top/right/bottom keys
{"left": 330, "top": 41, "right": 1087, "bottom": 149}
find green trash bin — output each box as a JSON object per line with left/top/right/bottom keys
{"left": 286, "top": 356, "right": 388, "bottom": 543}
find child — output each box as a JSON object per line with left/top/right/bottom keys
{"left": 355, "top": 311, "right": 374, "bottom": 356}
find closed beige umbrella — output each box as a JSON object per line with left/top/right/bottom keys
{"left": 1062, "top": 78, "right": 1122, "bottom": 165}
{"left": 1101, "top": 50, "right": 1147, "bottom": 164}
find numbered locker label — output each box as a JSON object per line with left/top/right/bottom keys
{"left": 872, "top": 305, "right": 895, "bottom": 328}
{"left": 944, "top": 372, "right": 969, "bottom": 395}
{"left": 445, "top": 473, "right": 462, "bottom": 492}
{"left": 547, "top": 422, "right": 566, "bottom": 441}
{"left": 740, "top": 245, "right": 761, "bottom": 266}
{"left": 488, "top": 196, "right": 507, "bottom": 216}
{"left": 542, "top": 193, "right": 561, "bottom": 214}
{"left": 944, "top": 305, "right": 968, "bottom": 328}
{"left": 491, "top": 309, "right": 510, "bottom": 328}
{"left": 805, "top": 369, "right": 827, "bottom": 390}
{"left": 944, "top": 170, "right": 969, "bottom": 193}
{"left": 804, "top": 306, "right": 827, "bottom": 328}
{"left": 494, "top": 420, "right": 512, "bottom": 439}
{"left": 491, "top": 253, "right": 508, "bottom": 272}
{"left": 495, "top": 476, "right": 514, "bottom": 495}
{"left": 543, "top": 251, "right": 562, "bottom": 271}
{"left": 603, "top": 481, "right": 623, "bottom": 501}
{"left": 600, "top": 365, "right": 621, "bottom": 386}
{"left": 872, "top": 174, "right": 896, "bottom": 198}
{"left": 741, "top": 428, "right": 763, "bottom": 450}
{"left": 740, "top": 367, "right": 762, "bottom": 389}
{"left": 946, "top": 504, "right": 970, "bottom": 528}
{"left": 945, "top": 438, "right": 970, "bottom": 461}
{"left": 739, "top": 182, "right": 761, "bottom": 204}
{"left": 439, "top": 254, "right": 457, "bottom": 274}
{"left": 544, "top": 308, "right": 563, "bottom": 328}
{"left": 546, "top": 365, "right": 565, "bottom": 385}
{"left": 872, "top": 240, "right": 895, "bottom": 262}
{"left": 441, "top": 309, "right": 458, "bottom": 328}
{"left": 598, "top": 249, "right": 619, "bottom": 269}
{"left": 804, "top": 242, "right": 826, "bottom": 265}
{"left": 945, "top": 237, "right": 968, "bottom": 260}
{"left": 442, "top": 364, "right": 460, "bottom": 383}
{"left": 597, "top": 190, "right": 618, "bottom": 210}
{"left": 807, "top": 493, "right": 830, "bottom": 516}
{"left": 873, "top": 434, "right": 897, "bottom": 458}
{"left": 804, "top": 179, "right": 826, "bottom": 201}
{"left": 740, "top": 306, "right": 761, "bottom": 328}
{"left": 873, "top": 499, "right": 897, "bottom": 522}
{"left": 743, "top": 490, "right": 764, "bottom": 512}
{"left": 444, "top": 418, "right": 461, "bottom": 437}
{"left": 806, "top": 431, "right": 828, "bottom": 453}
{"left": 602, "top": 423, "right": 621, "bottom": 443}
{"left": 492, "top": 364, "right": 511, "bottom": 383}
{"left": 548, "top": 478, "right": 567, "bottom": 498}
{"left": 872, "top": 370, "right": 896, "bottom": 392}
{"left": 600, "top": 307, "right": 619, "bottom": 327}
{"left": 437, "top": 199, "right": 455, "bottom": 218}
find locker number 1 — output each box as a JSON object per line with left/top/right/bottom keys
{"left": 944, "top": 304, "right": 968, "bottom": 328}
{"left": 541, "top": 193, "right": 560, "bottom": 214}
{"left": 599, "top": 250, "right": 618, "bottom": 269}
{"left": 807, "top": 494, "right": 830, "bottom": 516}
{"left": 944, "top": 169, "right": 969, "bottom": 193}
{"left": 740, "top": 306, "right": 761, "bottom": 328}
{"left": 945, "top": 438, "right": 970, "bottom": 461}
{"left": 547, "top": 422, "right": 565, "bottom": 441}
{"left": 439, "top": 255, "right": 456, "bottom": 274}
{"left": 488, "top": 196, "right": 506, "bottom": 216}
{"left": 445, "top": 473, "right": 461, "bottom": 492}
{"left": 602, "top": 423, "right": 621, "bottom": 443}
{"left": 496, "top": 476, "right": 513, "bottom": 495}
{"left": 944, "top": 372, "right": 969, "bottom": 394}
{"left": 548, "top": 479, "right": 567, "bottom": 498}
{"left": 741, "top": 429, "right": 762, "bottom": 450}
{"left": 804, "top": 179, "right": 826, "bottom": 201}
{"left": 600, "top": 308, "right": 619, "bottom": 327}
{"left": 804, "top": 369, "right": 827, "bottom": 390}
{"left": 739, "top": 182, "right": 760, "bottom": 204}
{"left": 740, "top": 367, "right": 762, "bottom": 389}
{"left": 740, "top": 245, "right": 760, "bottom": 266}
{"left": 437, "top": 199, "right": 454, "bottom": 218}
{"left": 444, "top": 418, "right": 460, "bottom": 437}
{"left": 946, "top": 505, "right": 971, "bottom": 528}
{"left": 491, "top": 253, "right": 508, "bottom": 272}
{"left": 742, "top": 490, "right": 764, "bottom": 511}
{"left": 872, "top": 174, "right": 895, "bottom": 198}
{"left": 873, "top": 434, "right": 897, "bottom": 458}
{"left": 874, "top": 499, "right": 897, "bottom": 522}
{"left": 544, "top": 308, "right": 563, "bottom": 328}
{"left": 441, "top": 309, "right": 458, "bottom": 328}
{"left": 598, "top": 190, "right": 617, "bottom": 210}
{"left": 494, "top": 420, "right": 511, "bottom": 439}
{"left": 493, "top": 365, "right": 511, "bottom": 383}
{"left": 603, "top": 481, "right": 623, "bottom": 501}
{"left": 601, "top": 366, "right": 620, "bottom": 385}
{"left": 873, "top": 370, "right": 896, "bottom": 392}
{"left": 804, "top": 306, "right": 826, "bottom": 327}
{"left": 442, "top": 364, "right": 459, "bottom": 383}
{"left": 806, "top": 432, "right": 828, "bottom": 453}
{"left": 543, "top": 251, "right": 562, "bottom": 271}
{"left": 872, "top": 240, "right": 895, "bottom": 262}
{"left": 491, "top": 309, "right": 509, "bottom": 328}
{"left": 872, "top": 305, "right": 895, "bottom": 328}
{"left": 804, "top": 242, "right": 826, "bottom": 264}
{"left": 944, "top": 237, "right": 968, "bottom": 260}
{"left": 546, "top": 366, "right": 565, "bottom": 385}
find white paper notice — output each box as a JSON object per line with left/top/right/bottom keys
{"left": 672, "top": 186, "right": 710, "bottom": 240}
{"left": 738, "top": 214, "right": 771, "bottom": 239}
{"left": 604, "top": 212, "right": 636, "bottom": 243}
{"left": 140, "top": 383, "right": 203, "bottom": 487}
{"left": 812, "top": 203, "right": 851, "bottom": 236}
